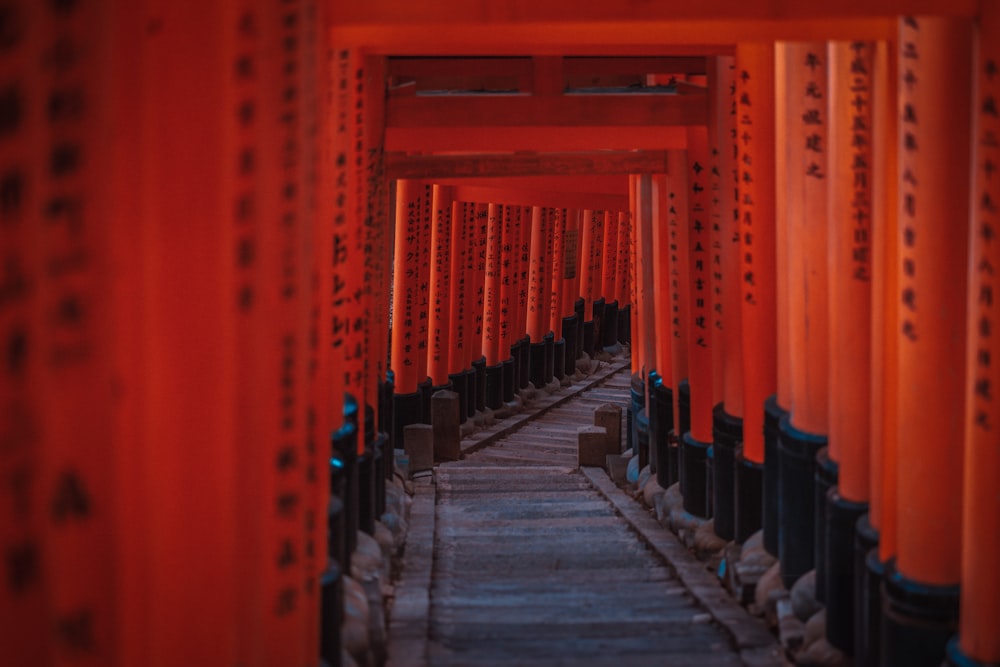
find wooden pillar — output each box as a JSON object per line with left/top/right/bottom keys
{"left": 652, "top": 173, "right": 676, "bottom": 486}
{"left": 883, "top": 16, "right": 972, "bottom": 666}
{"left": 427, "top": 185, "right": 455, "bottom": 389}
{"left": 600, "top": 210, "right": 620, "bottom": 348}
{"left": 470, "top": 203, "right": 489, "bottom": 412}
{"left": 483, "top": 203, "right": 504, "bottom": 407}
{"left": 952, "top": 7, "right": 1000, "bottom": 664}
{"left": 447, "top": 200, "right": 470, "bottom": 420}
{"left": 414, "top": 182, "right": 433, "bottom": 408}
{"left": 617, "top": 209, "right": 633, "bottom": 345}
{"left": 580, "top": 209, "right": 604, "bottom": 357}
{"left": 736, "top": 42, "right": 779, "bottom": 556}
{"left": 629, "top": 176, "right": 642, "bottom": 373}
{"left": 527, "top": 206, "right": 550, "bottom": 387}
{"left": 562, "top": 209, "right": 582, "bottom": 373}
{"left": 824, "top": 40, "right": 876, "bottom": 654}
{"left": 549, "top": 209, "right": 568, "bottom": 379}
{"left": 666, "top": 154, "right": 691, "bottom": 468}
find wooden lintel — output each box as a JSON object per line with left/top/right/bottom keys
{"left": 386, "top": 150, "right": 669, "bottom": 179}
{"left": 385, "top": 125, "right": 688, "bottom": 152}
{"left": 446, "top": 184, "right": 629, "bottom": 211}
{"left": 387, "top": 91, "right": 706, "bottom": 128}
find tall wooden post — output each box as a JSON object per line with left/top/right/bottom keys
{"left": 527, "top": 206, "right": 551, "bottom": 387}
{"left": 617, "top": 209, "right": 633, "bottom": 346}
{"left": 427, "top": 185, "right": 455, "bottom": 391}
{"left": 652, "top": 174, "right": 677, "bottom": 487}
{"left": 550, "top": 209, "right": 568, "bottom": 379}
{"left": 483, "top": 203, "right": 505, "bottom": 408}
{"left": 601, "top": 210, "right": 620, "bottom": 348}
{"left": 447, "top": 201, "right": 471, "bottom": 423}
{"left": 882, "top": 16, "right": 972, "bottom": 666}
{"left": 736, "top": 42, "right": 779, "bottom": 557}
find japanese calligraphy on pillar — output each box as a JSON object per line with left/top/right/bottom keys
{"left": 899, "top": 18, "right": 921, "bottom": 344}
{"left": 738, "top": 66, "right": 758, "bottom": 307}
{"left": 474, "top": 204, "right": 488, "bottom": 354}
{"left": 499, "top": 205, "right": 514, "bottom": 352}
{"left": 416, "top": 183, "right": 432, "bottom": 377}
{"left": 564, "top": 217, "right": 579, "bottom": 281}
{"left": 330, "top": 48, "right": 353, "bottom": 381}
{"left": 846, "top": 43, "right": 873, "bottom": 282}
{"left": 973, "top": 44, "right": 1000, "bottom": 432}
{"left": 689, "top": 136, "right": 712, "bottom": 352}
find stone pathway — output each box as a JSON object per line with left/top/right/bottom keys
{"left": 388, "top": 365, "right": 780, "bottom": 667}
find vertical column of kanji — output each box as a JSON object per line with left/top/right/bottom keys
{"left": 629, "top": 176, "right": 641, "bottom": 373}
{"left": 499, "top": 204, "right": 517, "bottom": 400}
{"left": 951, "top": 8, "right": 1000, "bottom": 665}
{"left": 390, "top": 180, "right": 425, "bottom": 443}
{"left": 415, "top": 182, "right": 433, "bottom": 417}
{"left": 778, "top": 41, "right": 832, "bottom": 591}
{"left": 549, "top": 208, "right": 567, "bottom": 380}
{"left": 471, "top": 202, "right": 489, "bottom": 414}
{"left": 427, "top": 185, "right": 454, "bottom": 392}
{"left": 526, "top": 207, "right": 548, "bottom": 388}
{"left": 447, "top": 201, "right": 470, "bottom": 421}
{"left": 516, "top": 207, "right": 532, "bottom": 390}
{"left": 483, "top": 203, "right": 504, "bottom": 408}
{"left": 600, "top": 210, "right": 620, "bottom": 349}
{"left": 230, "top": 1, "right": 266, "bottom": 664}
{"left": 541, "top": 207, "right": 556, "bottom": 385}
{"left": 710, "top": 55, "right": 750, "bottom": 541}
{"left": 140, "top": 0, "right": 238, "bottom": 663}
{"left": 462, "top": 202, "right": 480, "bottom": 418}
{"left": 735, "top": 42, "right": 778, "bottom": 559}
{"left": 590, "top": 210, "right": 606, "bottom": 357}
{"left": 825, "top": 40, "right": 875, "bottom": 654}
{"left": 882, "top": 16, "right": 972, "bottom": 666}
{"left": 857, "top": 39, "right": 896, "bottom": 667}
{"left": 650, "top": 174, "right": 676, "bottom": 487}
{"left": 561, "top": 209, "right": 581, "bottom": 373}
{"left": 665, "top": 154, "right": 691, "bottom": 474}
{"left": 579, "top": 210, "right": 598, "bottom": 358}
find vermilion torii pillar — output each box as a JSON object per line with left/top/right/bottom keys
{"left": 777, "top": 41, "right": 832, "bottom": 590}
{"left": 707, "top": 55, "right": 748, "bottom": 542}
{"left": 736, "top": 41, "right": 779, "bottom": 558}
{"left": 562, "top": 210, "right": 583, "bottom": 374}
{"left": 617, "top": 209, "right": 633, "bottom": 345}
{"left": 600, "top": 210, "right": 621, "bottom": 349}
{"left": 549, "top": 208, "right": 569, "bottom": 380}
{"left": 883, "top": 16, "right": 972, "bottom": 666}
{"left": 483, "top": 203, "right": 505, "bottom": 408}
{"left": 949, "top": 8, "right": 1000, "bottom": 665}
{"left": 516, "top": 206, "right": 533, "bottom": 390}
{"left": 651, "top": 173, "right": 677, "bottom": 487}
{"left": 447, "top": 201, "right": 472, "bottom": 423}
{"left": 580, "top": 209, "right": 605, "bottom": 358}
{"left": 527, "top": 206, "right": 552, "bottom": 388}
{"left": 500, "top": 204, "right": 518, "bottom": 401}
{"left": 824, "top": 40, "right": 875, "bottom": 653}
{"left": 427, "top": 184, "right": 455, "bottom": 394}
{"left": 666, "top": 154, "right": 693, "bottom": 493}
{"left": 471, "top": 203, "right": 490, "bottom": 415}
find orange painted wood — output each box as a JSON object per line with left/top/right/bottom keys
{"left": 709, "top": 55, "right": 743, "bottom": 416}
{"left": 391, "top": 180, "right": 426, "bottom": 393}
{"left": 601, "top": 211, "right": 619, "bottom": 302}
{"left": 386, "top": 124, "right": 690, "bottom": 153}
{"left": 499, "top": 204, "right": 517, "bottom": 359}
{"left": 414, "top": 182, "right": 433, "bottom": 385}
{"left": 483, "top": 204, "right": 503, "bottom": 365}
{"left": 387, "top": 92, "right": 707, "bottom": 130}
{"left": 894, "top": 16, "right": 972, "bottom": 587}
{"left": 736, "top": 42, "right": 777, "bottom": 464}
{"left": 652, "top": 175, "right": 675, "bottom": 385}
{"left": 774, "top": 46, "right": 792, "bottom": 413}
{"left": 686, "top": 126, "right": 715, "bottom": 443}
{"left": 549, "top": 209, "right": 567, "bottom": 339}
{"left": 445, "top": 184, "right": 626, "bottom": 215}
{"left": 447, "top": 201, "right": 470, "bottom": 374}
{"left": 961, "top": 7, "right": 1000, "bottom": 658}
{"left": 427, "top": 185, "right": 455, "bottom": 386}
{"left": 871, "top": 39, "right": 898, "bottom": 552}
{"left": 516, "top": 206, "right": 532, "bottom": 342}
{"left": 667, "top": 153, "right": 692, "bottom": 421}
{"left": 563, "top": 209, "right": 583, "bottom": 321}
{"left": 783, "top": 41, "right": 830, "bottom": 437}
{"left": 828, "top": 41, "right": 874, "bottom": 503}
{"left": 629, "top": 176, "right": 641, "bottom": 371}
{"left": 386, "top": 150, "right": 673, "bottom": 180}
{"left": 617, "top": 210, "right": 632, "bottom": 308}
{"left": 471, "top": 203, "right": 489, "bottom": 367}
{"left": 366, "top": 55, "right": 390, "bottom": 432}
{"left": 141, "top": 1, "right": 240, "bottom": 662}
{"left": 527, "top": 207, "right": 550, "bottom": 343}
{"left": 579, "top": 211, "right": 598, "bottom": 316}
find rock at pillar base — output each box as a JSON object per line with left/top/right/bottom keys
{"left": 431, "top": 390, "right": 461, "bottom": 462}
{"left": 403, "top": 424, "right": 434, "bottom": 476}
{"left": 594, "top": 403, "right": 622, "bottom": 455}
{"left": 577, "top": 425, "right": 608, "bottom": 467}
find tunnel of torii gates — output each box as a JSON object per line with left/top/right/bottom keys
{"left": 4, "top": 0, "right": 1000, "bottom": 666}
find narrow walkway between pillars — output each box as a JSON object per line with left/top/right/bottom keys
{"left": 388, "top": 367, "right": 780, "bottom": 667}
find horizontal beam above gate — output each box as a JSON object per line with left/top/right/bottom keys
{"left": 386, "top": 150, "right": 669, "bottom": 179}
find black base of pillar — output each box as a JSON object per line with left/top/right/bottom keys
{"left": 825, "top": 489, "right": 868, "bottom": 654}
{"left": 666, "top": 430, "right": 680, "bottom": 487}
{"left": 582, "top": 320, "right": 596, "bottom": 358}
{"left": 646, "top": 371, "right": 661, "bottom": 474}
{"left": 374, "top": 432, "right": 388, "bottom": 515}
{"left": 814, "top": 447, "right": 839, "bottom": 604}
{"left": 562, "top": 315, "right": 579, "bottom": 368}
{"left": 764, "top": 395, "right": 785, "bottom": 557}
{"left": 462, "top": 367, "right": 477, "bottom": 420}
{"left": 678, "top": 380, "right": 691, "bottom": 434}
{"left": 592, "top": 297, "right": 605, "bottom": 353}
{"left": 502, "top": 357, "right": 516, "bottom": 402}
{"left": 553, "top": 338, "right": 566, "bottom": 380}
{"left": 618, "top": 304, "right": 631, "bottom": 345}
{"left": 473, "top": 356, "right": 487, "bottom": 413}
{"left": 630, "top": 373, "right": 644, "bottom": 455}
{"left": 529, "top": 341, "right": 546, "bottom": 388}
{"left": 735, "top": 455, "right": 763, "bottom": 544}
{"left": 419, "top": 378, "right": 433, "bottom": 425}
{"left": 379, "top": 375, "right": 394, "bottom": 440}
{"left": 319, "top": 563, "right": 343, "bottom": 667}
{"left": 485, "top": 363, "right": 504, "bottom": 409}
{"left": 636, "top": 408, "right": 650, "bottom": 470}
{"left": 326, "top": 495, "right": 346, "bottom": 579}
{"left": 654, "top": 380, "right": 675, "bottom": 489}
{"left": 358, "top": 443, "right": 375, "bottom": 536}
{"left": 332, "top": 406, "right": 358, "bottom": 568}
{"left": 680, "top": 430, "right": 712, "bottom": 519}
{"left": 574, "top": 297, "right": 585, "bottom": 355}
{"left": 392, "top": 391, "right": 422, "bottom": 452}
{"left": 448, "top": 372, "right": 468, "bottom": 425}
{"left": 778, "top": 414, "right": 826, "bottom": 588}
{"left": 518, "top": 335, "right": 531, "bottom": 389}
{"left": 882, "top": 560, "right": 960, "bottom": 667}
{"left": 712, "top": 403, "right": 743, "bottom": 541}
{"left": 543, "top": 332, "right": 555, "bottom": 384}
{"left": 602, "top": 300, "right": 619, "bottom": 349}
{"left": 510, "top": 340, "right": 523, "bottom": 392}
{"left": 946, "top": 638, "right": 993, "bottom": 667}
{"left": 855, "top": 516, "right": 881, "bottom": 667}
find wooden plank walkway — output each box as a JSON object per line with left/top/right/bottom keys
{"left": 388, "top": 364, "right": 781, "bottom": 667}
